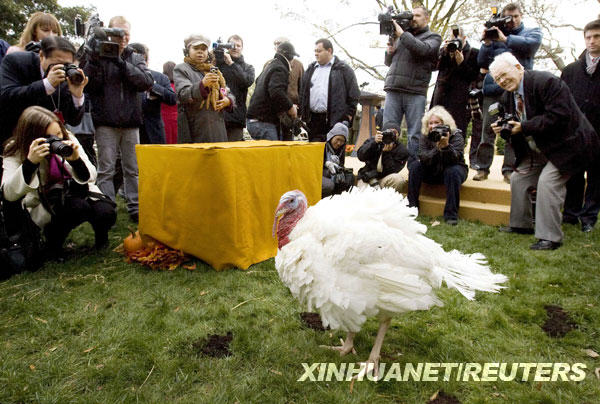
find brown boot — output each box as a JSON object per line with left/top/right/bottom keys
{"left": 473, "top": 170, "right": 488, "bottom": 181}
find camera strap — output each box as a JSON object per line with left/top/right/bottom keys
{"left": 50, "top": 85, "right": 65, "bottom": 123}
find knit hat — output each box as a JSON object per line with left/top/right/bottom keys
{"left": 276, "top": 41, "right": 299, "bottom": 61}
{"left": 184, "top": 34, "right": 210, "bottom": 50}
{"left": 382, "top": 121, "right": 401, "bottom": 136}
{"left": 326, "top": 122, "right": 349, "bottom": 142}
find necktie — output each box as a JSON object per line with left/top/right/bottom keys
{"left": 515, "top": 93, "right": 524, "bottom": 120}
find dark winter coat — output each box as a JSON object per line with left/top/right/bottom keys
{"left": 561, "top": 51, "right": 600, "bottom": 134}
{"left": 299, "top": 56, "right": 360, "bottom": 129}
{"left": 0, "top": 51, "right": 84, "bottom": 145}
{"left": 357, "top": 138, "right": 409, "bottom": 180}
{"left": 217, "top": 55, "right": 255, "bottom": 128}
{"left": 418, "top": 129, "right": 467, "bottom": 178}
{"left": 383, "top": 26, "right": 441, "bottom": 95}
{"left": 503, "top": 70, "right": 600, "bottom": 175}
{"left": 141, "top": 69, "right": 176, "bottom": 144}
{"left": 247, "top": 53, "right": 293, "bottom": 125}
{"left": 81, "top": 46, "right": 153, "bottom": 128}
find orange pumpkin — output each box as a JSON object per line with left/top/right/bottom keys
{"left": 123, "top": 229, "right": 144, "bottom": 253}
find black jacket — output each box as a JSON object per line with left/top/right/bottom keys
{"left": 300, "top": 56, "right": 360, "bottom": 129}
{"left": 357, "top": 138, "right": 409, "bottom": 180}
{"left": 141, "top": 69, "right": 176, "bottom": 144}
{"left": 0, "top": 51, "right": 84, "bottom": 145}
{"left": 247, "top": 53, "right": 293, "bottom": 124}
{"left": 217, "top": 55, "right": 255, "bottom": 128}
{"left": 561, "top": 52, "right": 600, "bottom": 134}
{"left": 504, "top": 70, "right": 599, "bottom": 175}
{"left": 418, "top": 129, "right": 467, "bottom": 177}
{"left": 80, "top": 47, "right": 153, "bottom": 128}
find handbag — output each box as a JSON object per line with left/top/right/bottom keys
{"left": 0, "top": 189, "right": 44, "bottom": 279}
{"left": 65, "top": 100, "right": 95, "bottom": 136}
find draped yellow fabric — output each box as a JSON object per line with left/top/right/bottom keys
{"left": 136, "top": 141, "right": 324, "bottom": 270}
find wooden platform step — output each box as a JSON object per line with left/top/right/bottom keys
{"left": 418, "top": 196, "right": 510, "bottom": 226}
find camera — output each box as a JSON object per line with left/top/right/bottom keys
{"left": 212, "top": 38, "right": 235, "bottom": 64}
{"left": 488, "top": 102, "right": 518, "bottom": 140}
{"left": 61, "top": 64, "right": 85, "bottom": 85}
{"left": 468, "top": 88, "right": 483, "bottom": 120}
{"left": 381, "top": 129, "right": 397, "bottom": 145}
{"left": 427, "top": 124, "right": 450, "bottom": 142}
{"left": 484, "top": 6, "right": 512, "bottom": 40}
{"left": 25, "top": 41, "right": 41, "bottom": 53}
{"left": 75, "top": 14, "right": 124, "bottom": 60}
{"left": 379, "top": 7, "right": 413, "bottom": 38}
{"left": 45, "top": 136, "right": 73, "bottom": 158}
{"left": 446, "top": 24, "right": 462, "bottom": 52}
{"left": 333, "top": 167, "right": 355, "bottom": 194}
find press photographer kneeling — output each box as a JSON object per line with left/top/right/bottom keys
{"left": 322, "top": 122, "right": 354, "bottom": 197}
{"left": 357, "top": 121, "right": 409, "bottom": 191}
{"left": 2, "top": 106, "right": 116, "bottom": 268}
{"left": 407, "top": 106, "right": 468, "bottom": 225}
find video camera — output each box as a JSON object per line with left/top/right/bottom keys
{"left": 427, "top": 124, "right": 450, "bottom": 142}
{"left": 212, "top": 38, "right": 235, "bottom": 64}
{"left": 75, "top": 14, "right": 125, "bottom": 60}
{"left": 446, "top": 24, "right": 463, "bottom": 52}
{"left": 488, "top": 102, "right": 518, "bottom": 140}
{"left": 484, "top": 6, "right": 512, "bottom": 41}
{"left": 378, "top": 7, "right": 413, "bottom": 38}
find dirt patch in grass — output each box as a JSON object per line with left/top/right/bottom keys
{"left": 193, "top": 332, "right": 233, "bottom": 358}
{"left": 428, "top": 391, "right": 461, "bottom": 404}
{"left": 542, "top": 305, "right": 577, "bottom": 338}
{"left": 300, "top": 312, "right": 329, "bottom": 331}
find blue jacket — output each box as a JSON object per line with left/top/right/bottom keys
{"left": 478, "top": 23, "right": 542, "bottom": 96}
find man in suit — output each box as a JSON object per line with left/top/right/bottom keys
{"left": 491, "top": 52, "right": 600, "bottom": 250}
{"left": 0, "top": 36, "right": 87, "bottom": 149}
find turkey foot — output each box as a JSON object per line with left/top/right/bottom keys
{"left": 349, "top": 317, "right": 391, "bottom": 391}
{"left": 319, "top": 332, "right": 356, "bottom": 356}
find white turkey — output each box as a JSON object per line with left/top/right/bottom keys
{"left": 273, "top": 187, "right": 507, "bottom": 378}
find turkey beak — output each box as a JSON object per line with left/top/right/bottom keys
{"left": 272, "top": 204, "right": 288, "bottom": 238}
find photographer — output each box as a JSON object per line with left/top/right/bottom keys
{"left": 357, "top": 121, "right": 409, "bottom": 192}
{"left": 6, "top": 12, "right": 61, "bottom": 55}
{"left": 174, "top": 34, "right": 234, "bottom": 144}
{"left": 79, "top": 16, "right": 153, "bottom": 223}
{"left": 407, "top": 106, "right": 468, "bottom": 225}
{"left": 215, "top": 35, "right": 255, "bottom": 142}
{"left": 383, "top": 6, "right": 441, "bottom": 159}
{"left": 322, "top": 123, "right": 353, "bottom": 197}
{"left": 0, "top": 36, "right": 87, "bottom": 150}
{"left": 473, "top": 2, "right": 542, "bottom": 182}
{"left": 2, "top": 106, "right": 116, "bottom": 262}
{"left": 490, "top": 53, "right": 599, "bottom": 250}
{"left": 430, "top": 26, "right": 481, "bottom": 140}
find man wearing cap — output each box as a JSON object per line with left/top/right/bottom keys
{"left": 273, "top": 36, "right": 304, "bottom": 105}
{"left": 246, "top": 41, "right": 298, "bottom": 140}
{"left": 80, "top": 16, "right": 153, "bottom": 223}
{"left": 322, "top": 122, "right": 353, "bottom": 197}
{"left": 300, "top": 38, "right": 360, "bottom": 142}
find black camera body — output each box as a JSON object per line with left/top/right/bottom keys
{"left": 488, "top": 102, "right": 518, "bottom": 140}
{"left": 381, "top": 129, "right": 397, "bottom": 145}
{"left": 447, "top": 38, "right": 463, "bottom": 53}
{"left": 332, "top": 167, "right": 355, "bottom": 194}
{"left": 427, "top": 124, "right": 451, "bottom": 143}
{"left": 60, "top": 64, "right": 85, "bottom": 85}
{"left": 75, "top": 14, "right": 124, "bottom": 60}
{"left": 468, "top": 88, "right": 483, "bottom": 119}
{"left": 25, "top": 41, "right": 41, "bottom": 53}
{"left": 484, "top": 7, "right": 512, "bottom": 41}
{"left": 379, "top": 7, "right": 413, "bottom": 37}
{"left": 45, "top": 136, "right": 73, "bottom": 158}
{"left": 212, "top": 38, "right": 235, "bottom": 64}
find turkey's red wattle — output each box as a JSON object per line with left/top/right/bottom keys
{"left": 276, "top": 205, "right": 307, "bottom": 249}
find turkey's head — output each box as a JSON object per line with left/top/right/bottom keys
{"left": 273, "top": 190, "right": 308, "bottom": 249}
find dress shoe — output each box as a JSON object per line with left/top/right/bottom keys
{"left": 499, "top": 226, "right": 534, "bottom": 234}
{"left": 562, "top": 216, "right": 579, "bottom": 225}
{"left": 445, "top": 218, "right": 458, "bottom": 226}
{"left": 503, "top": 172, "right": 512, "bottom": 184}
{"left": 473, "top": 170, "right": 488, "bottom": 181}
{"left": 582, "top": 223, "right": 594, "bottom": 233}
{"left": 530, "top": 239, "right": 562, "bottom": 250}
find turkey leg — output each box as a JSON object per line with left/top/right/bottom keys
{"left": 361, "top": 317, "right": 391, "bottom": 379}
{"left": 320, "top": 332, "right": 356, "bottom": 356}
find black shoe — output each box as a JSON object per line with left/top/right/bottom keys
{"left": 562, "top": 216, "right": 579, "bottom": 225}
{"left": 530, "top": 239, "right": 562, "bottom": 250}
{"left": 582, "top": 223, "right": 594, "bottom": 233}
{"left": 129, "top": 212, "right": 139, "bottom": 223}
{"left": 499, "top": 226, "right": 534, "bottom": 234}
{"left": 445, "top": 218, "right": 458, "bottom": 226}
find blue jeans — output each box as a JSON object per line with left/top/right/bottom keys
{"left": 383, "top": 91, "right": 426, "bottom": 158}
{"left": 246, "top": 120, "right": 279, "bottom": 140}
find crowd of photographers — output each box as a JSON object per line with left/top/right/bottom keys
{"left": 0, "top": 3, "right": 599, "bottom": 273}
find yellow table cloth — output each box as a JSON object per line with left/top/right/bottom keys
{"left": 136, "top": 140, "right": 324, "bottom": 270}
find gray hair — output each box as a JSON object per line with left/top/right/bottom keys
{"left": 421, "top": 105, "right": 457, "bottom": 135}
{"left": 489, "top": 52, "right": 522, "bottom": 76}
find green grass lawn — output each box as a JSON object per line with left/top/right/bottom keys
{"left": 1, "top": 202, "right": 599, "bottom": 404}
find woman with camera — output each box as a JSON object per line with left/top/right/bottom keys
{"left": 174, "top": 34, "right": 234, "bottom": 143}
{"left": 7, "top": 12, "right": 62, "bottom": 54}
{"left": 2, "top": 106, "right": 116, "bottom": 263}
{"left": 407, "top": 105, "right": 468, "bottom": 225}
